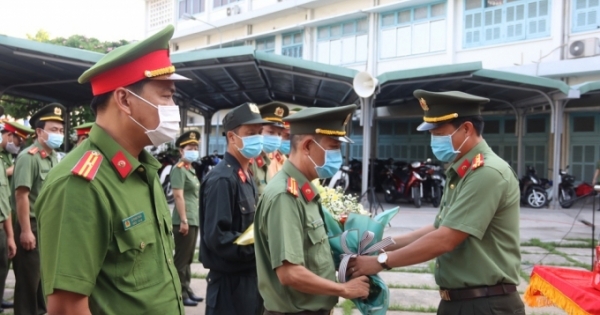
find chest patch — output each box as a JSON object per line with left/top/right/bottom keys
{"left": 122, "top": 212, "right": 146, "bottom": 231}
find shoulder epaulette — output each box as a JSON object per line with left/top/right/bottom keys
{"left": 176, "top": 161, "right": 184, "bottom": 168}
{"left": 471, "top": 153, "right": 484, "bottom": 170}
{"left": 287, "top": 177, "right": 298, "bottom": 197}
{"left": 71, "top": 150, "right": 103, "bottom": 181}
{"left": 28, "top": 147, "right": 39, "bottom": 155}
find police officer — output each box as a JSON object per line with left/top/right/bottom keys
{"left": 12, "top": 103, "right": 65, "bottom": 315}
{"left": 0, "top": 121, "right": 31, "bottom": 312}
{"left": 35, "top": 25, "right": 188, "bottom": 315}
{"left": 254, "top": 105, "right": 370, "bottom": 315}
{"left": 171, "top": 130, "right": 203, "bottom": 307}
{"left": 199, "top": 102, "right": 271, "bottom": 315}
{"left": 250, "top": 103, "right": 289, "bottom": 197}
{"left": 349, "top": 90, "right": 525, "bottom": 315}
{"left": 73, "top": 122, "right": 93, "bottom": 146}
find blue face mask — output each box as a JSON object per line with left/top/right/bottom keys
{"left": 43, "top": 130, "right": 64, "bottom": 150}
{"left": 262, "top": 135, "right": 281, "bottom": 154}
{"left": 235, "top": 134, "right": 263, "bottom": 159}
{"left": 430, "top": 126, "right": 469, "bottom": 163}
{"left": 309, "top": 140, "right": 343, "bottom": 179}
{"left": 183, "top": 150, "right": 199, "bottom": 162}
{"left": 279, "top": 140, "right": 291, "bottom": 155}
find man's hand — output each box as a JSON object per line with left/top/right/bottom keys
{"left": 179, "top": 223, "right": 189, "bottom": 236}
{"left": 7, "top": 237, "right": 16, "bottom": 259}
{"left": 20, "top": 230, "right": 36, "bottom": 251}
{"left": 347, "top": 256, "right": 383, "bottom": 278}
{"left": 340, "top": 276, "right": 370, "bottom": 299}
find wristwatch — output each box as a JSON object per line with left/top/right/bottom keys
{"left": 182, "top": 220, "right": 188, "bottom": 225}
{"left": 377, "top": 251, "right": 391, "bottom": 270}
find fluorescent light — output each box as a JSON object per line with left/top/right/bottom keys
{"left": 13, "top": 50, "right": 94, "bottom": 68}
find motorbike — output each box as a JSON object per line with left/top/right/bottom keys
{"left": 324, "top": 164, "right": 351, "bottom": 192}
{"left": 156, "top": 150, "right": 178, "bottom": 204}
{"left": 348, "top": 159, "right": 363, "bottom": 192}
{"left": 519, "top": 165, "right": 549, "bottom": 209}
{"left": 558, "top": 165, "right": 576, "bottom": 209}
{"left": 382, "top": 160, "right": 424, "bottom": 208}
{"left": 419, "top": 159, "right": 445, "bottom": 207}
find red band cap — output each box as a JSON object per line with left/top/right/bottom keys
{"left": 3, "top": 124, "right": 28, "bottom": 139}
{"left": 76, "top": 128, "right": 91, "bottom": 137}
{"left": 89, "top": 50, "right": 173, "bottom": 96}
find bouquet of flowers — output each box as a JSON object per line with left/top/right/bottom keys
{"left": 313, "top": 180, "right": 399, "bottom": 315}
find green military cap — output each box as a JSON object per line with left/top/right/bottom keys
{"left": 222, "top": 102, "right": 272, "bottom": 133}
{"left": 414, "top": 89, "right": 489, "bottom": 131}
{"left": 259, "top": 102, "right": 289, "bottom": 128}
{"left": 283, "top": 104, "right": 356, "bottom": 143}
{"left": 176, "top": 130, "right": 200, "bottom": 147}
{"left": 30, "top": 103, "right": 67, "bottom": 127}
{"left": 73, "top": 122, "right": 94, "bottom": 137}
{"left": 78, "top": 25, "right": 189, "bottom": 96}
{"left": 3, "top": 121, "right": 34, "bottom": 140}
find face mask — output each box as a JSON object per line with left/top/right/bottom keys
{"left": 183, "top": 150, "right": 199, "bottom": 162}
{"left": 234, "top": 134, "right": 263, "bottom": 159}
{"left": 6, "top": 142, "right": 19, "bottom": 154}
{"left": 127, "top": 90, "right": 180, "bottom": 146}
{"left": 279, "top": 140, "right": 291, "bottom": 155}
{"left": 430, "top": 125, "right": 469, "bottom": 162}
{"left": 308, "top": 140, "right": 343, "bottom": 179}
{"left": 262, "top": 135, "right": 281, "bottom": 154}
{"left": 42, "top": 130, "right": 64, "bottom": 149}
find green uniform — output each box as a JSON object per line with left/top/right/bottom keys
{"left": 249, "top": 153, "right": 270, "bottom": 197}
{"left": 12, "top": 141, "right": 58, "bottom": 315}
{"left": 170, "top": 160, "right": 200, "bottom": 300}
{"left": 434, "top": 140, "right": 521, "bottom": 288}
{"left": 255, "top": 160, "right": 337, "bottom": 313}
{"left": 36, "top": 125, "right": 184, "bottom": 315}
{"left": 0, "top": 147, "right": 11, "bottom": 306}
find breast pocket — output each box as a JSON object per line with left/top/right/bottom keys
{"left": 305, "top": 219, "right": 332, "bottom": 273}
{"left": 114, "top": 221, "right": 164, "bottom": 291}
{"left": 238, "top": 198, "right": 255, "bottom": 231}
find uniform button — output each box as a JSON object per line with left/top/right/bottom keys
{"left": 241, "top": 207, "right": 245, "bottom": 211}
{"left": 117, "top": 160, "right": 126, "bottom": 168}
{"left": 138, "top": 167, "right": 144, "bottom": 172}
{"left": 438, "top": 216, "right": 441, "bottom": 220}
{"left": 168, "top": 259, "right": 173, "bottom": 264}
{"left": 140, "top": 242, "right": 146, "bottom": 249}
{"left": 450, "top": 184, "right": 455, "bottom": 189}
{"left": 436, "top": 263, "right": 440, "bottom": 268}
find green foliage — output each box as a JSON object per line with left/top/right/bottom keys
{"left": 26, "top": 29, "right": 129, "bottom": 53}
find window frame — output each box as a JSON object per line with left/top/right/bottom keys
{"left": 256, "top": 36, "right": 276, "bottom": 53}
{"left": 281, "top": 32, "right": 303, "bottom": 58}
{"left": 316, "top": 18, "right": 369, "bottom": 65}
{"left": 571, "top": 0, "right": 600, "bottom": 33}
{"left": 213, "top": 0, "right": 240, "bottom": 9}
{"left": 178, "top": 0, "right": 205, "bottom": 19}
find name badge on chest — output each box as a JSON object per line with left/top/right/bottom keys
{"left": 122, "top": 212, "right": 146, "bottom": 231}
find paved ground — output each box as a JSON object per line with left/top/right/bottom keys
{"left": 3, "top": 194, "right": 597, "bottom": 314}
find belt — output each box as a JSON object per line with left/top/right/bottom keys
{"left": 439, "top": 284, "right": 517, "bottom": 301}
{"left": 265, "top": 310, "right": 332, "bottom": 315}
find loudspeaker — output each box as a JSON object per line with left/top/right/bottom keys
{"left": 353, "top": 71, "right": 378, "bottom": 98}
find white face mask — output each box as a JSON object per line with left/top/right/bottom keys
{"left": 6, "top": 141, "right": 19, "bottom": 154}
{"left": 126, "top": 90, "right": 181, "bottom": 146}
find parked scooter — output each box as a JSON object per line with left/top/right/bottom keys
{"left": 348, "top": 159, "right": 362, "bottom": 192}
{"left": 156, "top": 150, "right": 178, "bottom": 204}
{"left": 420, "top": 159, "right": 445, "bottom": 207}
{"left": 325, "top": 165, "right": 351, "bottom": 191}
{"left": 382, "top": 160, "right": 424, "bottom": 208}
{"left": 558, "top": 165, "right": 576, "bottom": 209}
{"left": 520, "top": 165, "right": 549, "bottom": 209}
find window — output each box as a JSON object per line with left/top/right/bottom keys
{"left": 573, "top": 116, "right": 595, "bottom": 132}
{"left": 213, "top": 0, "right": 239, "bottom": 8}
{"left": 485, "top": 120, "right": 501, "bottom": 133}
{"left": 464, "top": 0, "right": 550, "bottom": 48}
{"left": 282, "top": 32, "right": 303, "bottom": 58}
{"left": 317, "top": 19, "right": 368, "bottom": 65}
{"left": 571, "top": 144, "right": 597, "bottom": 182}
{"left": 351, "top": 122, "right": 363, "bottom": 136}
{"left": 526, "top": 117, "right": 546, "bottom": 133}
{"left": 505, "top": 119, "right": 516, "bottom": 134}
{"left": 178, "top": 0, "right": 205, "bottom": 19}
{"left": 380, "top": 3, "right": 447, "bottom": 59}
{"left": 256, "top": 37, "right": 275, "bottom": 53}
{"left": 379, "top": 121, "right": 394, "bottom": 135}
{"left": 572, "top": 0, "right": 600, "bottom": 32}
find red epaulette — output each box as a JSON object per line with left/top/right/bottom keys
{"left": 287, "top": 177, "right": 298, "bottom": 197}
{"left": 472, "top": 153, "right": 484, "bottom": 171}
{"left": 71, "top": 151, "right": 103, "bottom": 181}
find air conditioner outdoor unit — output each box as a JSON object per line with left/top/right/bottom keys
{"left": 567, "top": 38, "right": 600, "bottom": 59}
{"left": 232, "top": 5, "right": 241, "bottom": 14}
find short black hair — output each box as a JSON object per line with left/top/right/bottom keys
{"left": 449, "top": 115, "right": 484, "bottom": 136}
{"left": 35, "top": 120, "right": 46, "bottom": 130}
{"left": 225, "top": 126, "right": 241, "bottom": 145}
{"left": 90, "top": 79, "right": 150, "bottom": 114}
{"left": 290, "top": 134, "right": 324, "bottom": 153}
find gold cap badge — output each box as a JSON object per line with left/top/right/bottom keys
{"left": 54, "top": 107, "right": 62, "bottom": 115}
{"left": 190, "top": 132, "right": 196, "bottom": 139}
{"left": 275, "top": 107, "right": 284, "bottom": 117}
{"left": 419, "top": 98, "right": 429, "bottom": 111}
{"left": 249, "top": 103, "right": 260, "bottom": 114}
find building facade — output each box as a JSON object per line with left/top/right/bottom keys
{"left": 146, "top": 0, "right": 600, "bottom": 182}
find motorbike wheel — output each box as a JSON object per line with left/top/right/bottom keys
{"left": 431, "top": 185, "right": 442, "bottom": 208}
{"left": 526, "top": 187, "right": 547, "bottom": 209}
{"left": 163, "top": 176, "right": 174, "bottom": 204}
{"left": 412, "top": 186, "right": 421, "bottom": 208}
{"left": 558, "top": 187, "right": 576, "bottom": 209}
{"left": 382, "top": 179, "right": 396, "bottom": 203}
